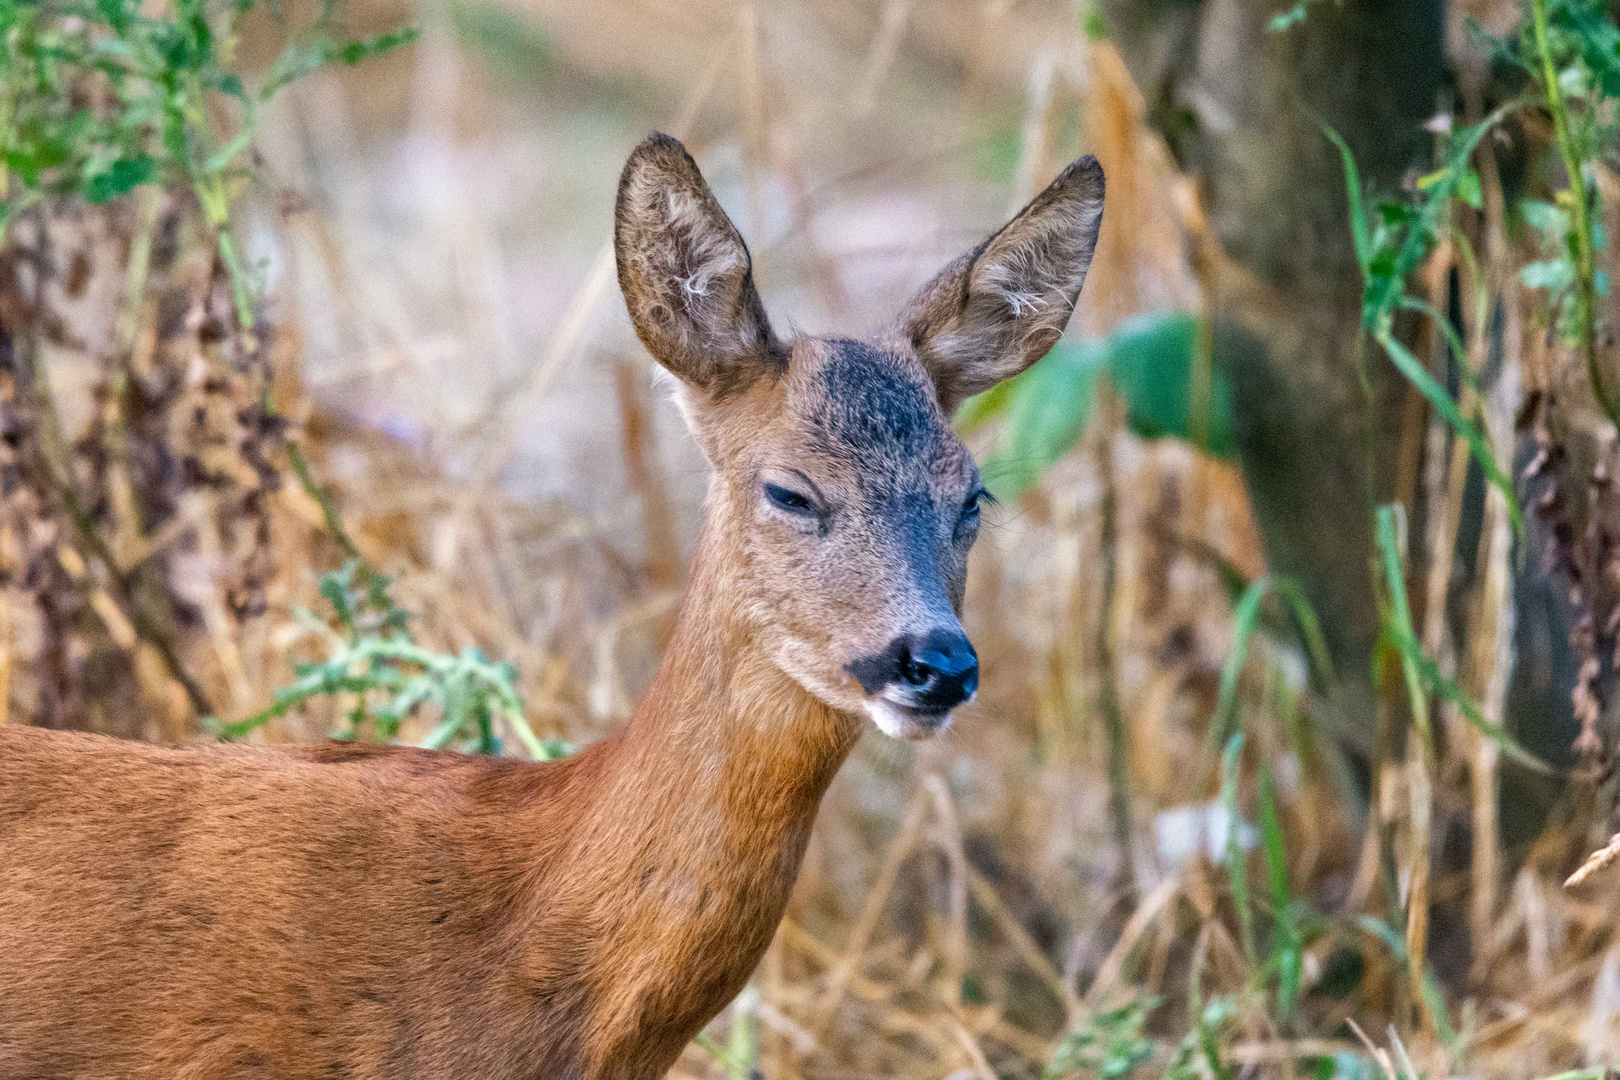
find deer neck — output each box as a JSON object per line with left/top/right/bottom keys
{"left": 525, "top": 518, "right": 861, "bottom": 1068}
{"left": 646, "top": 539, "right": 853, "bottom": 776}
{"left": 594, "top": 521, "right": 861, "bottom": 875}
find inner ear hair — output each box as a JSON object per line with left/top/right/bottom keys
{"left": 614, "top": 133, "right": 783, "bottom": 399}
{"left": 898, "top": 155, "right": 1105, "bottom": 414}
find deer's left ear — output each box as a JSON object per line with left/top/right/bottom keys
{"left": 897, "top": 156, "right": 1104, "bottom": 414}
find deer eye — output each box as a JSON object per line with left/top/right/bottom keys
{"left": 957, "top": 487, "right": 990, "bottom": 538}
{"left": 764, "top": 483, "right": 816, "bottom": 516}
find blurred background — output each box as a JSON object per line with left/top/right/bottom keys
{"left": 7, "top": 0, "right": 1620, "bottom": 1075}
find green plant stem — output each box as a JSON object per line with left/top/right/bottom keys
{"left": 1220, "top": 732, "right": 1255, "bottom": 968}
{"left": 1375, "top": 506, "right": 1436, "bottom": 1036}
{"left": 1533, "top": 0, "right": 1618, "bottom": 427}
{"left": 194, "top": 173, "right": 256, "bottom": 332}
{"left": 286, "top": 441, "right": 367, "bottom": 566}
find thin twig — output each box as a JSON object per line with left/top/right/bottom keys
{"left": 805, "top": 784, "right": 932, "bottom": 1038}
{"left": 924, "top": 772, "right": 970, "bottom": 1005}
{"left": 1095, "top": 389, "right": 1138, "bottom": 907}
{"left": 965, "top": 863, "right": 1079, "bottom": 1017}
{"left": 1565, "top": 831, "right": 1620, "bottom": 888}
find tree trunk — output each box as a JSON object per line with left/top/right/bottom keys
{"left": 1104, "top": 0, "right": 1446, "bottom": 747}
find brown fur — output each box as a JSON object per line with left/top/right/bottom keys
{"left": 0, "top": 134, "right": 1102, "bottom": 1079}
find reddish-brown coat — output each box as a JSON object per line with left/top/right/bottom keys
{"left": 0, "top": 539, "right": 857, "bottom": 1079}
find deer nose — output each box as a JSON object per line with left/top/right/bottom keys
{"left": 895, "top": 631, "right": 979, "bottom": 712}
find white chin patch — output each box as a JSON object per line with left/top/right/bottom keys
{"left": 865, "top": 699, "right": 952, "bottom": 740}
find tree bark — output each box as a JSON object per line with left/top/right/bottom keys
{"left": 1104, "top": 0, "right": 1447, "bottom": 745}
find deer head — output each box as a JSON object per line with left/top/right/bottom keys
{"left": 614, "top": 133, "right": 1104, "bottom": 739}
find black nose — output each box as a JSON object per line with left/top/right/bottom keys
{"left": 896, "top": 630, "right": 979, "bottom": 712}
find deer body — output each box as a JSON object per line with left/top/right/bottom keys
{"left": 0, "top": 543, "right": 852, "bottom": 1079}
{"left": 0, "top": 135, "right": 1102, "bottom": 1078}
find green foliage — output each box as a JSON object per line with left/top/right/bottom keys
{"left": 1108, "top": 313, "right": 1234, "bottom": 456}
{"left": 1267, "top": 0, "right": 1338, "bottom": 33}
{"left": 1510, "top": 0, "right": 1619, "bottom": 420}
{"left": 0, "top": 0, "right": 415, "bottom": 321}
{"left": 959, "top": 337, "right": 1103, "bottom": 499}
{"left": 450, "top": 0, "right": 556, "bottom": 80}
{"left": 958, "top": 312, "right": 1235, "bottom": 500}
{"left": 1212, "top": 575, "right": 1331, "bottom": 747}
{"left": 1207, "top": 584, "right": 1345, "bottom": 1040}
{"left": 1372, "top": 506, "right": 1549, "bottom": 773}
{"left": 1256, "top": 760, "right": 1302, "bottom": 1023}
{"left": 1044, "top": 997, "right": 1160, "bottom": 1080}
{"left": 1219, "top": 731, "right": 1256, "bottom": 966}
{"left": 1355, "top": 914, "right": 1460, "bottom": 1056}
{"left": 1518, "top": 196, "right": 1607, "bottom": 334}
{"left": 1324, "top": 116, "right": 1522, "bottom": 531}
{"left": 1514, "top": 0, "right": 1620, "bottom": 147}
{"left": 693, "top": 984, "right": 760, "bottom": 1080}
{"left": 1163, "top": 996, "right": 1237, "bottom": 1080}
{"left": 216, "top": 561, "right": 567, "bottom": 760}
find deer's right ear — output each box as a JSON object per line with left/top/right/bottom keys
{"left": 614, "top": 133, "right": 782, "bottom": 399}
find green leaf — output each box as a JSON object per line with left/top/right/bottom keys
{"left": 202, "top": 128, "right": 253, "bottom": 174}
{"left": 1521, "top": 198, "right": 1568, "bottom": 238}
{"left": 1322, "top": 122, "right": 1370, "bottom": 275}
{"left": 1258, "top": 763, "right": 1300, "bottom": 1020}
{"left": 967, "top": 311, "right": 1236, "bottom": 500}
{"left": 1375, "top": 505, "right": 1550, "bottom": 774}
{"left": 1214, "top": 578, "right": 1269, "bottom": 746}
{"left": 1272, "top": 577, "right": 1334, "bottom": 689}
{"left": 1045, "top": 998, "right": 1160, "bottom": 1080}
{"left": 1521, "top": 258, "right": 1575, "bottom": 291}
{"left": 1414, "top": 167, "right": 1449, "bottom": 190}
{"left": 335, "top": 27, "right": 420, "bottom": 66}
{"left": 1258, "top": 765, "right": 1292, "bottom": 921}
{"left": 954, "top": 376, "right": 1018, "bottom": 436}
{"left": 1457, "top": 168, "right": 1483, "bottom": 209}
{"left": 1376, "top": 329, "right": 1521, "bottom": 532}
{"left": 1211, "top": 574, "right": 1330, "bottom": 746}
{"left": 1356, "top": 915, "right": 1461, "bottom": 1058}
{"left": 95, "top": 0, "right": 131, "bottom": 34}
{"left": 1268, "top": 3, "right": 1311, "bottom": 32}
{"left": 451, "top": 0, "right": 554, "bottom": 79}
{"left": 1106, "top": 311, "right": 1236, "bottom": 458}
{"left": 81, "top": 154, "right": 154, "bottom": 202}
{"left": 1220, "top": 731, "right": 1255, "bottom": 967}
{"left": 975, "top": 339, "right": 1105, "bottom": 499}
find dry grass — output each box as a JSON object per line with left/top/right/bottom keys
{"left": 6, "top": 0, "right": 1620, "bottom": 1077}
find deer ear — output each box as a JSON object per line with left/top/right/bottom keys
{"left": 614, "top": 133, "right": 782, "bottom": 399}
{"left": 898, "top": 156, "right": 1105, "bottom": 414}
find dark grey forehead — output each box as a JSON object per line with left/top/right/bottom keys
{"left": 808, "top": 340, "right": 955, "bottom": 469}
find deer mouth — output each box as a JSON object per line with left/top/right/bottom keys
{"left": 864, "top": 695, "right": 956, "bottom": 740}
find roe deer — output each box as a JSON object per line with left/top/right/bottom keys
{"left": 0, "top": 133, "right": 1103, "bottom": 1079}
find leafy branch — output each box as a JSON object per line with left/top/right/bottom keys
{"left": 0, "top": 0, "right": 416, "bottom": 325}
{"left": 1525, "top": 0, "right": 1618, "bottom": 425}
{"left": 216, "top": 560, "right": 567, "bottom": 760}
{"left": 1324, "top": 107, "right": 1524, "bottom": 532}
